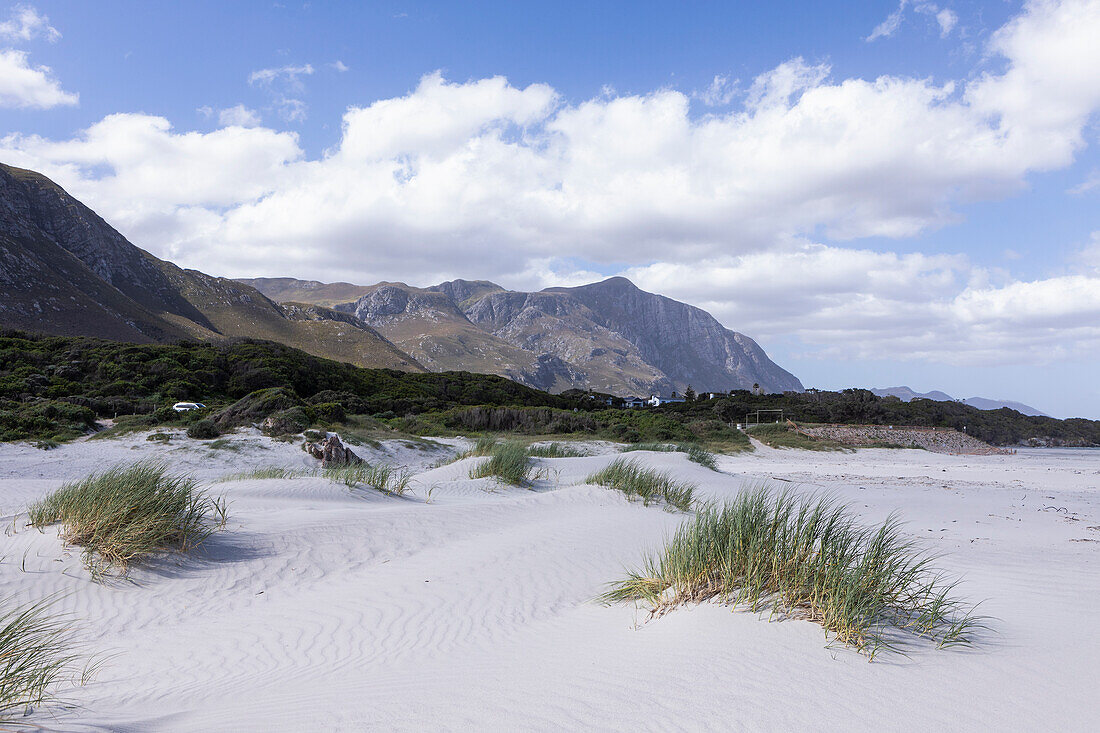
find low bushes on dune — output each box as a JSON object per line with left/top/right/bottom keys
{"left": 27, "top": 460, "right": 226, "bottom": 575}
{"left": 586, "top": 458, "right": 696, "bottom": 511}
{"left": 469, "top": 441, "right": 535, "bottom": 486}
{"left": 600, "top": 484, "right": 984, "bottom": 658}
{"left": 0, "top": 597, "right": 82, "bottom": 722}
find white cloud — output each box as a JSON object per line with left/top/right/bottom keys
{"left": 694, "top": 74, "right": 735, "bottom": 107}
{"left": 935, "top": 8, "right": 959, "bottom": 36}
{"left": 1069, "top": 168, "right": 1100, "bottom": 194}
{"left": 0, "top": 5, "right": 60, "bottom": 43}
{"left": 218, "top": 104, "right": 262, "bottom": 127}
{"left": 867, "top": 1, "right": 908, "bottom": 41}
{"left": 875, "top": 2, "right": 960, "bottom": 41}
{"left": 330, "top": 60, "right": 349, "bottom": 72}
{"left": 621, "top": 244, "right": 1100, "bottom": 366}
{"left": 0, "top": 48, "right": 77, "bottom": 108}
{"left": 2, "top": 0, "right": 1100, "bottom": 366}
{"left": 249, "top": 63, "right": 314, "bottom": 122}
{"left": 249, "top": 63, "right": 314, "bottom": 90}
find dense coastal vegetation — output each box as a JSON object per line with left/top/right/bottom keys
{"left": 1, "top": 331, "right": 1097, "bottom": 447}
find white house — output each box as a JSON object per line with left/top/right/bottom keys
{"left": 648, "top": 392, "right": 686, "bottom": 406}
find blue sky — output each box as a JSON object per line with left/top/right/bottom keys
{"left": 2, "top": 1, "right": 1099, "bottom": 417}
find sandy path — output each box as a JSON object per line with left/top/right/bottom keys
{"left": 1, "top": 435, "right": 1097, "bottom": 731}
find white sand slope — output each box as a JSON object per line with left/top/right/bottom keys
{"left": 2, "top": 434, "right": 1098, "bottom": 731}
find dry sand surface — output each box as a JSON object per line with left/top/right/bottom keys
{"left": 2, "top": 431, "right": 1098, "bottom": 731}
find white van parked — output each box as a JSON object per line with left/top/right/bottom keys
{"left": 172, "top": 402, "right": 206, "bottom": 412}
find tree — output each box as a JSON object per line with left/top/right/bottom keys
{"left": 684, "top": 385, "right": 696, "bottom": 402}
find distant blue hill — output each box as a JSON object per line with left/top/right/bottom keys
{"left": 870, "top": 387, "right": 1048, "bottom": 417}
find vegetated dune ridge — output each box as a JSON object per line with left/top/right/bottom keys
{"left": 1, "top": 434, "right": 1098, "bottom": 731}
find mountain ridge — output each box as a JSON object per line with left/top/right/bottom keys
{"left": 871, "top": 386, "right": 1048, "bottom": 417}
{"left": 0, "top": 160, "right": 801, "bottom": 396}
{"left": 238, "top": 275, "right": 804, "bottom": 396}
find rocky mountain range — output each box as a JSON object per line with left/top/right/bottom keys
{"left": 871, "top": 386, "right": 1047, "bottom": 417}
{"left": 240, "top": 276, "right": 804, "bottom": 395}
{"left": 0, "top": 161, "right": 801, "bottom": 396}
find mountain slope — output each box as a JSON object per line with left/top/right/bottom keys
{"left": 489, "top": 277, "right": 802, "bottom": 394}
{"left": 0, "top": 162, "right": 422, "bottom": 372}
{"left": 244, "top": 276, "right": 802, "bottom": 395}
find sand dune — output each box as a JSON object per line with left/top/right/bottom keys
{"left": 2, "top": 433, "right": 1098, "bottom": 731}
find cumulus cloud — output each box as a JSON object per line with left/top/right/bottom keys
{"left": 330, "top": 60, "right": 349, "bottom": 72}
{"left": 0, "top": 5, "right": 60, "bottom": 42}
{"left": 620, "top": 244, "right": 1100, "bottom": 366}
{"left": 0, "top": 48, "right": 77, "bottom": 108}
{"left": 2, "top": 0, "right": 1100, "bottom": 366}
{"left": 218, "top": 104, "right": 262, "bottom": 127}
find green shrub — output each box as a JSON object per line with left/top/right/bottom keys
{"left": 586, "top": 458, "right": 695, "bottom": 511}
{"left": 312, "top": 402, "right": 346, "bottom": 424}
{"left": 213, "top": 387, "right": 302, "bottom": 430}
{"left": 186, "top": 419, "right": 220, "bottom": 440}
{"left": 27, "top": 460, "right": 227, "bottom": 575}
{"left": 469, "top": 441, "right": 535, "bottom": 486}
{"left": 600, "top": 485, "right": 985, "bottom": 658}
{"left": 261, "top": 407, "right": 314, "bottom": 436}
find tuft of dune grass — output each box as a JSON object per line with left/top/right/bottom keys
{"left": 0, "top": 596, "right": 81, "bottom": 721}
{"left": 469, "top": 441, "right": 535, "bottom": 486}
{"left": 217, "top": 466, "right": 310, "bottom": 482}
{"left": 620, "top": 442, "right": 719, "bottom": 471}
{"left": 27, "top": 460, "right": 227, "bottom": 575}
{"left": 600, "top": 483, "right": 985, "bottom": 659}
{"left": 324, "top": 463, "right": 411, "bottom": 496}
{"left": 587, "top": 458, "right": 696, "bottom": 511}
{"left": 526, "top": 442, "right": 586, "bottom": 458}
{"left": 455, "top": 435, "right": 499, "bottom": 460}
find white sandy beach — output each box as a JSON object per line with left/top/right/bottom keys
{"left": 2, "top": 432, "right": 1098, "bottom": 731}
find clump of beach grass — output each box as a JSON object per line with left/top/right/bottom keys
{"left": 620, "top": 442, "right": 719, "bottom": 471}
{"left": 456, "top": 435, "right": 499, "bottom": 459}
{"left": 27, "top": 460, "right": 227, "bottom": 575}
{"left": 586, "top": 458, "right": 696, "bottom": 511}
{"left": 324, "top": 462, "right": 411, "bottom": 496}
{"left": 469, "top": 441, "right": 535, "bottom": 486}
{"left": 527, "top": 442, "right": 585, "bottom": 458}
{"left": 600, "top": 484, "right": 985, "bottom": 658}
{"left": 0, "top": 596, "right": 81, "bottom": 721}
{"left": 217, "top": 466, "right": 310, "bottom": 482}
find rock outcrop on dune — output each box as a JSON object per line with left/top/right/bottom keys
{"left": 0, "top": 163, "right": 421, "bottom": 372}
{"left": 242, "top": 275, "right": 803, "bottom": 396}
